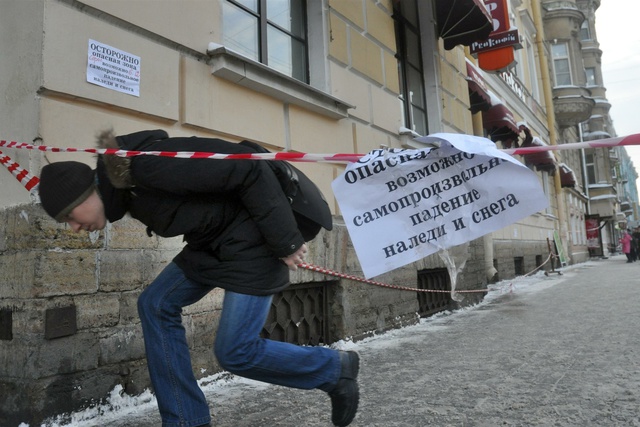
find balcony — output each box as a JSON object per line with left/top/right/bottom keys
{"left": 589, "top": 183, "right": 617, "bottom": 219}
{"left": 620, "top": 200, "right": 633, "bottom": 215}
{"left": 552, "top": 86, "right": 595, "bottom": 127}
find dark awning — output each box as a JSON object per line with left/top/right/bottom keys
{"left": 522, "top": 137, "right": 557, "bottom": 172}
{"left": 466, "top": 60, "right": 491, "bottom": 113}
{"left": 559, "top": 163, "right": 577, "bottom": 188}
{"left": 436, "top": 0, "right": 493, "bottom": 50}
{"left": 482, "top": 94, "right": 519, "bottom": 146}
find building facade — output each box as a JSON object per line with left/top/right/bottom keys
{"left": 0, "top": 0, "right": 637, "bottom": 423}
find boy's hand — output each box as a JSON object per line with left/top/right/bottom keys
{"left": 281, "top": 243, "right": 308, "bottom": 271}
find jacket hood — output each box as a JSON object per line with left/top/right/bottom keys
{"left": 96, "top": 129, "right": 168, "bottom": 188}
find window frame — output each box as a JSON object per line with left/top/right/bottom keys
{"left": 224, "top": 0, "right": 310, "bottom": 83}
{"left": 525, "top": 38, "right": 540, "bottom": 101}
{"left": 585, "top": 151, "right": 597, "bottom": 185}
{"left": 541, "top": 172, "right": 553, "bottom": 215}
{"left": 211, "top": 0, "right": 352, "bottom": 121}
{"left": 551, "top": 42, "right": 572, "bottom": 86}
{"left": 388, "top": 0, "right": 443, "bottom": 140}
{"left": 585, "top": 67, "right": 596, "bottom": 86}
{"left": 393, "top": 0, "right": 428, "bottom": 136}
{"left": 579, "top": 20, "right": 591, "bottom": 41}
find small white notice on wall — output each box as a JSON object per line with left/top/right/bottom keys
{"left": 87, "top": 39, "right": 141, "bottom": 97}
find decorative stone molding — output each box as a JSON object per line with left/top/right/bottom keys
{"left": 552, "top": 86, "right": 595, "bottom": 127}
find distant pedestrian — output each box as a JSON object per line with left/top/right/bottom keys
{"left": 632, "top": 227, "right": 640, "bottom": 262}
{"left": 620, "top": 230, "right": 633, "bottom": 263}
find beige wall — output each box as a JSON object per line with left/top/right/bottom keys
{"left": 8, "top": 0, "right": 410, "bottom": 218}
{"left": 0, "top": 0, "right": 45, "bottom": 207}
{"left": 81, "top": 0, "right": 223, "bottom": 53}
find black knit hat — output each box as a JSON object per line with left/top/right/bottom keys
{"left": 39, "top": 161, "right": 96, "bottom": 222}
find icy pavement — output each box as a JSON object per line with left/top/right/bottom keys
{"left": 32, "top": 255, "right": 640, "bottom": 426}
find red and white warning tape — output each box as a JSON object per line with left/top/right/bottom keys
{"left": 0, "top": 150, "right": 39, "bottom": 191}
{"left": 0, "top": 140, "right": 362, "bottom": 163}
{"left": 2, "top": 132, "right": 640, "bottom": 164}
{"left": 503, "top": 133, "right": 640, "bottom": 155}
{"left": 0, "top": 133, "right": 605, "bottom": 294}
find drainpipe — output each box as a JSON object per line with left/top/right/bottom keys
{"left": 477, "top": 110, "right": 498, "bottom": 281}
{"left": 532, "top": 2, "right": 570, "bottom": 262}
{"left": 466, "top": 51, "right": 498, "bottom": 282}
{"left": 578, "top": 124, "right": 591, "bottom": 213}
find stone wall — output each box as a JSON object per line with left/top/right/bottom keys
{"left": 0, "top": 203, "right": 185, "bottom": 425}
{"left": 494, "top": 239, "right": 552, "bottom": 280}
{"left": 0, "top": 204, "right": 489, "bottom": 425}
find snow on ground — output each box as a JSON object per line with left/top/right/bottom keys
{"left": 31, "top": 260, "right": 586, "bottom": 427}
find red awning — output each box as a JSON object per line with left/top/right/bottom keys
{"left": 466, "top": 60, "right": 491, "bottom": 113}
{"left": 559, "top": 163, "right": 577, "bottom": 188}
{"left": 436, "top": 0, "right": 493, "bottom": 50}
{"left": 522, "top": 137, "right": 557, "bottom": 172}
{"left": 482, "top": 94, "right": 519, "bottom": 146}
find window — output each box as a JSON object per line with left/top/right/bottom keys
{"left": 514, "top": 257, "right": 524, "bottom": 275}
{"left": 579, "top": 20, "right": 590, "bottom": 41}
{"left": 585, "top": 67, "right": 596, "bottom": 86}
{"left": 551, "top": 43, "right": 571, "bottom": 86}
{"left": 585, "top": 151, "right": 597, "bottom": 184}
{"left": 571, "top": 211, "right": 587, "bottom": 246}
{"left": 223, "top": 0, "right": 308, "bottom": 82}
{"left": 526, "top": 38, "right": 540, "bottom": 101}
{"left": 512, "top": 15, "right": 522, "bottom": 79}
{"left": 393, "top": 0, "right": 428, "bottom": 135}
{"left": 541, "top": 172, "right": 552, "bottom": 214}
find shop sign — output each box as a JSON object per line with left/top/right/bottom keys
{"left": 477, "top": 0, "right": 515, "bottom": 72}
{"left": 470, "top": 29, "right": 519, "bottom": 54}
{"left": 499, "top": 71, "right": 527, "bottom": 103}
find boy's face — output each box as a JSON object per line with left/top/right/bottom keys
{"left": 63, "top": 190, "right": 107, "bottom": 232}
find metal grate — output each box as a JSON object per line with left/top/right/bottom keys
{"left": 416, "top": 268, "right": 454, "bottom": 317}
{"left": 261, "top": 282, "right": 329, "bottom": 346}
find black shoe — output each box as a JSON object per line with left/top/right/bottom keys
{"left": 328, "top": 351, "right": 360, "bottom": 426}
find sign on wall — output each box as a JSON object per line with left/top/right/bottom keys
{"left": 332, "top": 134, "right": 549, "bottom": 278}
{"left": 476, "top": 0, "right": 517, "bottom": 72}
{"left": 585, "top": 217, "right": 601, "bottom": 249}
{"left": 87, "top": 39, "right": 141, "bottom": 97}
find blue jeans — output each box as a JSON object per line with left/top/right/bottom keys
{"left": 138, "top": 262, "right": 341, "bottom": 427}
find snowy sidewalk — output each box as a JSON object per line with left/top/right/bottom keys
{"left": 41, "top": 255, "right": 640, "bottom": 427}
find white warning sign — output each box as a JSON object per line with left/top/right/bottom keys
{"left": 87, "top": 39, "right": 141, "bottom": 97}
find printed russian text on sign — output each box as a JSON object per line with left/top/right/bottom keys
{"left": 332, "top": 133, "right": 549, "bottom": 278}
{"left": 87, "top": 39, "right": 141, "bottom": 97}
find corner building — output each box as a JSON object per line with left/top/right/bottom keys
{"left": 0, "top": 0, "right": 636, "bottom": 423}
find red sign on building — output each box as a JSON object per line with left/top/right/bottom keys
{"left": 476, "top": 0, "right": 517, "bottom": 72}
{"left": 586, "top": 218, "right": 601, "bottom": 249}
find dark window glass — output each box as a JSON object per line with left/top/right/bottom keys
{"left": 394, "top": 0, "right": 427, "bottom": 135}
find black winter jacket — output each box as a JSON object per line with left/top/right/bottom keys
{"left": 96, "top": 130, "right": 305, "bottom": 295}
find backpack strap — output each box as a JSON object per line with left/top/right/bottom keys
{"left": 239, "top": 140, "right": 299, "bottom": 203}
{"left": 238, "top": 141, "right": 333, "bottom": 241}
